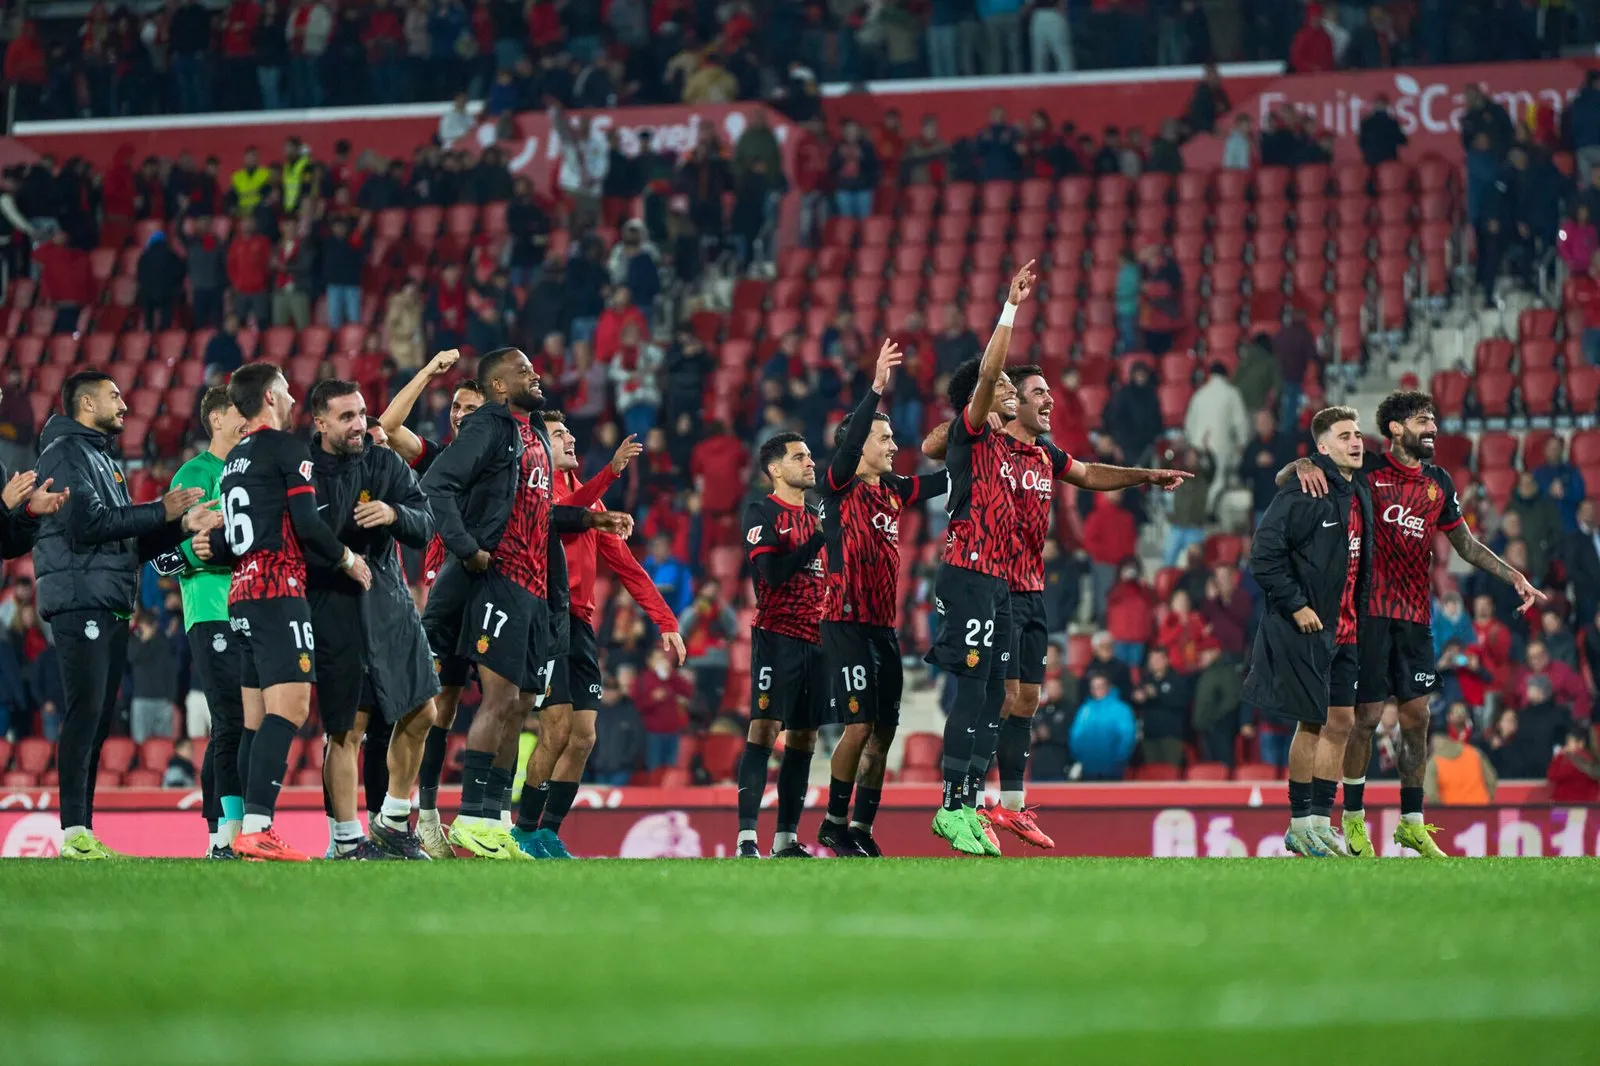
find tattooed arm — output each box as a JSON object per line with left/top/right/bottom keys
{"left": 1062, "top": 460, "right": 1190, "bottom": 492}
{"left": 1445, "top": 524, "right": 1547, "bottom": 612}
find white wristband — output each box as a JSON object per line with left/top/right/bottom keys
{"left": 339, "top": 548, "right": 355, "bottom": 571}
{"left": 997, "top": 301, "right": 1018, "bottom": 328}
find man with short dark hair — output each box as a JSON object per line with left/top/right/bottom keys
{"left": 34, "top": 371, "right": 215, "bottom": 859}
{"left": 306, "top": 378, "right": 439, "bottom": 860}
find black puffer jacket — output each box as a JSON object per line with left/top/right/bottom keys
{"left": 32, "top": 416, "right": 184, "bottom": 620}
{"left": 1241, "top": 453, "right": 1373, "bottom": 722}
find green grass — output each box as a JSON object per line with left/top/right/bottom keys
{"left": 2, "top": 859, "right": 1598, "bottom": 1065}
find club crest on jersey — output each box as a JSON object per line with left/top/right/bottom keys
{"left": 758, "top": 692, "right": 770, "bottom": 711}
{"left": 432, "top": 656, "right": 442, "bottom": 673}
{"left": 358, "top": 489, "right": 371, "bottom": 503}
{"left": 965, "top": 649, "right": 980, "bottom": 669}
{"left": 298, "top": 460, "right": 314, "bottom": 481}
{"left": 212, "top": 633, "right": 227, "bottom": 653}
{"left": 84, "top": 619, "right": 100, "bottom": 640}
{"left": 888, "top": 496, "right": 899, "bottom": 511}
{"left": 746, "top": 526, "right": 763, "bottom": 546}
{"left": 848, "top": 696, "right": 860, "bottom": 714}
{"left": 477, "top": 635, "right": 491, "bottom": 654}
{"left": 113, "top": 470, "right": 124, "bottom": 484}
{"left": 298, "top": 652, "right": 311, "bottom": 674}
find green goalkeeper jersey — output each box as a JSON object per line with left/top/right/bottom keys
{"left": 171, "top": 450, "right": 231, "bottom": 630}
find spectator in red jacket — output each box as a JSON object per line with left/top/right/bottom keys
{"left": 224, "top": 216, "right": 273, "bottom": 327}
{"left": 102, "top": 145, "right": 137, "bottom": 226}
{"left": 221, "top": 1, "right": 263, "bottom": 110}
{"left": 689, "top": 422, "right": 749, "bottom": 517}
{"left": 1513, "top": 641, "right": 1590, "bottom": 721}
{"left": 1200, "top": 564, "right": 1252, "bottom": 660}
{"left": 363, "top": 0, "right": 405, "bottom": 104}
{"left": 594, "top": 286, "right": 649, "bottom": 365}
{"left": 1289, "top": 4, "right": 1335, "bottom": 73}
{"left": 1083, "top": 489, "right": 1138, "bottom": 611}
{"left": 527, "top": 0, "right": 563, "bottom": 49}
{"left": 1105, "top": 559, "right": 1156, "bottom": 666}
{"left": 1156, "top": 588, "right": 1212, "bottom": 674}
{"left": 427, "top": 261, "right": 468, "bottom": 351}
{"left": 633, "top": 645, "right": 693, "bottom": 770}
{"left": 791, "top": 118, "right": 831, "bottom": 247}
{"left": 1547, "top": 725, "right": 1600, "bottom": 802}
{"left": 34, "top": 229, "right": 92, "bottom": 334}
{"left": 3, "top": 21, "right": 46, "bottom": 116}
{"left": 1470, "top": 593, "right": 1514, "bottom": 693}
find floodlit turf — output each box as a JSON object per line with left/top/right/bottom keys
{"left": 2, "top": 859, "right": 1598, "bottom": 1065}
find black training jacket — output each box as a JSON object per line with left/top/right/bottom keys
{"left": 1241, "top": 453, "right": 1373, "bottom": 722}
{"left": 308, "top": 436, "right": 440, "bottom": 721}
{"left": 31, "top": 416, "right": 185, "bottom": 621}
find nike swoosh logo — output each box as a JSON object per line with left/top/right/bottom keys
{"left": 1321, "top": 520, "right": 1338, "bottom": 527}
{"left": 966, "top": 726, "right": 976, "bottom": 734}
{"left": 318, "top": 503, "right": 330, "bottom": 511}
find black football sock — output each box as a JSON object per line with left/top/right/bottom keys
{"left": 1400, "top": 785, "right": 1424, "bottom": 819}
{"left": 237, "top": 727, "right": 256, "bottom": 799}
{"left": 825, "top": 777, "right": 853, "bottom": 824}
{"left": 200, "top": 739, "right": 218, "bottom": 829}
{"left": 541, "top": 780, "right": 579, "bottom": 833}
{"left": 417, "top": 725, "right": 449, "bottom": 811}
{"left": 997, "top": 715, "right": 1032, "bottom": 793}
{"left": 242, "top": 715, "right": 297, "bottom": 827}
{"left": 850, "top": 785, "right": 882, "bottom": 830}
{"left": 484, "top": 766, "right": 514, "bottom": 819}
{"left": 775, "top": 748, "right": 812, "bottom": 836}
{"left": 736, "top": 742, "right": 772, "bottom": 832}
{"left": 517, "top": 782, "right": 550, "bottom": 832}
{"left": 940, "top": 675, "right": 987, "bottom": 811}
{"left": 965, "top": 676, "right": 1005, "bottom": 803}
{"left": 1342, "top": 776, "right": 1366, "bottom": 815}
{"left": 364, "top": 717, "right": 392, "bottom": 820}
{"left": 458, "top": 750, "right": 494, "bottom": 819}
{"left": 1288, "top": 779, "right": 1312, "bottom": 821}
{"left": 1310, "top": 777, "right": 1338, "bottom": 819}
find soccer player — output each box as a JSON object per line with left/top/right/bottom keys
{"left": 164, "top": 386, "right": 247, "bottom": 858}
{"left": 418, "top": 347, "right": 629, "bottom": 859}
{"left": 192, "top": 363, "right": 373, "bottom": 862}
{"left": 305, "top": 380, "right": 440, "bottom": 860}
{"left": 1244, "top": 406, "right": 1372, "bottom": 857}
{"left": 924, "top": 365, "right": 1189, "bottom": 849}
{"left": 512, "top": 414, "right": 685, "bottom": 858}
{"left": 384, "top": 350, "right": 486, "bottom": 857}
{"left": 737, "top": 432, "right": 830, "bottom": 858}
{"left": 1283, "top": 390, "right": 1545, "bottom": 857}
{"left": 816, "top": 340, "right": 948, "bottom": 858}
{"left": 35, "top": 370, "right": 207, "bottom": 860}
{"left": 921, "top": 264, "right": 1037, "bottom": 856}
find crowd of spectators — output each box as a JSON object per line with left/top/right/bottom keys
{"left": 3, "top": 1, "right": 1587, "bottom": 124}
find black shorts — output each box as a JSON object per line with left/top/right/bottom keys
{"left": 187, "top": 621, "right": 244, "bottom": 726}
{"left": 421, "top": 559, "right": 474, "bottom": 688}
{"left": 1006, "top": 591, "right": 1049, "bottom": 685}
{"left": 231, "top": 597, "right": 316, "bottom": 690}
{"left": 547, "top": 617, "right": 602, "bottom": 712}
{"left": 822, "top": 621, "right": 903, "bottom": 728}
{"left": 750, "top": 627, "right": 826, "bottom": 731}
{"left": 1358, "top": 616, "right": 1438, "bottom": 703}
{"left": 925, "top": 565, "right": 1013, "bottom": 680}
{"left": 456, "top": 569, "right": 552, "bottom": 692}
{"left": 1330, "top": 643, "right": 1360, "bottom": 708}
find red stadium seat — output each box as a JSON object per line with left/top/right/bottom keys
{"left": 1476, "top": 432, "right": 1517, "bottom": 472}
{"left": 1157, "top": 383, "right": 1193, "bottom": 426}
{"left": 1186, "top": 762, "right": 1230, "bottom": 781}
{"left": 123, "top": 768, "right": 161, "bottom": 788}
{"left": 1519, "top": 307, "right": 1558, "bottom": 339}
{"left": 1474, "top": 338, "right": 1514, "bottom": 374}
{"left": 2, "top": 770, "right": 36, "bottom": 788}
{"left": 1521, "top": 339, "right": 1558, "bottom": 372}
{"left": 1568, "top": 367, "right": 1600, "bottom": 416}
{"left": 1521, "top": 429, "right": 1559, "bottom": 470}
{"left": 1480, "top": 467, "right": 1517, "bottom": 508}
{"left": 139, "top": 737, "right": 174, "bottom": 772}
{"left": 1474, "top": 370, "right": 1515, "bottom": 418}
{"left": 1234, "top": 763, "right": 1279, "bottom": 782}
{"left": 98, "top": 736, "right": 136, "bottom": 774}
{"left": 15, "top": 737, "right": 52, "bottom": 774}
{"left": 901, "top": 733, "right": 943, "bottom": 769}
{"left": 1133, "top": 763, "right": 1181, "bottom": 781}
{"left": 699, "top": 733, "right": 745, "bottom": 784}
{"left": 1523, "top": 369, "right": 1560, "bottom": 417}
{"left": 1429, "top": 370, "right": 1470, "bottom": 418}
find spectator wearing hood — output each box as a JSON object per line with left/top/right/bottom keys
{"left": 1070, "top": 675, "right": 1137, "bottom": 780}
{"left": 1507, "top": 472, "right": 1562, "bottom": 582}
{"left": 1532, "top": 436, "right": 1585, "bottom": 532}
{"left": 1105, "top": 363, "right": 1162, "bottom": 465}
{"left": 1105, "top": 558, "right": 1156, "bottom": 664}
{"left": 1132, "top": 645, "right": 1192, "bottom": 767}
{"left": 1358, "top": 94, "right": 1408, "bottom": 166}
{"left": 1288, "top": 4, "right": 1335, "bottom": 72}
{"left": 135, "top": 230, "right": 185, "bottom": 332}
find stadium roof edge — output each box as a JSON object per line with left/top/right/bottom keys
{"left": 817, "top": 61, "right": 1286, "bottom": 98}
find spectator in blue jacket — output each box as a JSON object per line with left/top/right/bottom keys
{"left": 643, "top": 532, "right": 694, "bottom": 617}
{"left": 1070, "top": 674, "right": 1138, "bottom": 780}
{"left": 1533, "top": 435, "right": 1586, "bottom": 533}
{"left": 1432, "top": 591, "right": 1475, "bottom": 661}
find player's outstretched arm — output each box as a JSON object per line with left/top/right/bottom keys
{"left": 966, "top": 261, "right": 1035, "bottom": 426}
{"left": 921, "top": 420, "right": 950, "bottom": 461}
{"left": 380, "top": 349, "right": 460, "bottom": 464}
{"left": 598, "top": 533, "right": 681, "bottom": 638}
{"left": 1061, "top": 460, "right": 1193, "bottom": 492}
{"left": 828, "top": 340, "right": 901, "bottom": 490}
{"left": 1445, "top": 524, "right": 1547, "bottom": 612}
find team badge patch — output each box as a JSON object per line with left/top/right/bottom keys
{"left": 848, "top": 696, "right": 860, "bottom": 714}
{"left": 358, "top": 490, "right": 371, "bottom": 503}
{"left": 746, "top": 526, "right": 763, "bottom": 546}
{"left": 113, "top": 470, "right": 124, "bottom": 483}
{"left": 298, "top": 652, "right": 311, "bottom": 674}
{"left": 1426, "top": 482, "right": 1438, "bottom": 501}
{"left": 888, "top": 496, "right": 899, "bottom": 511}
{"left": 758, "top": 693, "right": 770, "bottom": 711}
{"left": 212, "top": 633, "right": 227, "bottom": 653}
{"left": 965, "top": 649, "right": 980, "bottom": 669}
{"left": 84, "top": 620, "right": 101, "bottom": 641}
{"left": 477, "top": 635, "right": 490, "bottom": 654}
{"left": 298, "top": 460, "right": 314, "bottom": 481}
{"left": 432, "top": 656, "right": 441, "bottom": 673}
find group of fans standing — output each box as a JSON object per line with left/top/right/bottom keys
{"left": 2, "top": 252, "right": 1546, "bottom": 862}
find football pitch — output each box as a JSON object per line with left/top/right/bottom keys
{"left": 1, "top": 859, "right": 1597, "bottom": 1066}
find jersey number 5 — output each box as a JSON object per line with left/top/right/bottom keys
{"left": 222, "top": 487, "right": 254, "bottom": 555}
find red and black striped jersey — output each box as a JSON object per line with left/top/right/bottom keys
{"left": 821, "top": 470, "right": 949, "bottom": 628}
{"left": 1337, "top": 502, "right": 1363, "bottom": 645}
{"left": 410, "top": 437, "right": 447, "bottom": 586}
{"left": 1363, "top": 451, "right": 1462, "bottom": 624}
{"left": 220, "top": 428, "right": 317, "bottom": 604}
{"left": 492, "top": 414, "right": 554, "bottom": 597}
{"left": 940, "top": 408, "right": 1016, "bottom": 579}
{"left": 1003, "top": 434, "right": 1071, "bottom": 593}
{"left": 743, "top": 493, "right": 827, "bottom": 643}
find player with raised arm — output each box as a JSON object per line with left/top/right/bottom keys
{"left": 736, "top": 432, "right": 830, "bottom": 858}
{"left": 381, "top": 350, "right": 485, "bottom": 857}
{"left": 924, "top": 365, "right": 1189, "bottom": 849}
{"left": 418, "top": 348, "right": 629, "bottom": 860}
{"left": 159, "top": 386, "right": 247, "bottom": 858}
{"left": 1245, "top": 407, "right": 1373, "bottom": 857}
{"left": 511, "top": 414, "right": 685, "bottom": 858}
{"left": 1281, "top": 390, "right": 1545, "bottom": 857}
{"left": 816, "top": 340, "right": 949, "bottom": 858}
{"left": 191, "top": 363, "right": 374, "bottom": 862}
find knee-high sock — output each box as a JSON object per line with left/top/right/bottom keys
{"left": 940, "top": 675, "right": 988, "bottom": 810}
{"left": 996, "top": 715, "right": 1032, "bottom": 793}
{"left": 965, "top": 677, "right": 1006, "bottom": 803}
{"left": 242, "top": 715, "right": 297, "bottom": 826}
{"left": 774, "top": 747, "right": 812, "bottom": 836}
{"left": 736, "top": 743, "right": 772, "bottom": 833}
{"left": 417, "top": 725, "right": 449, "bottom": 810}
